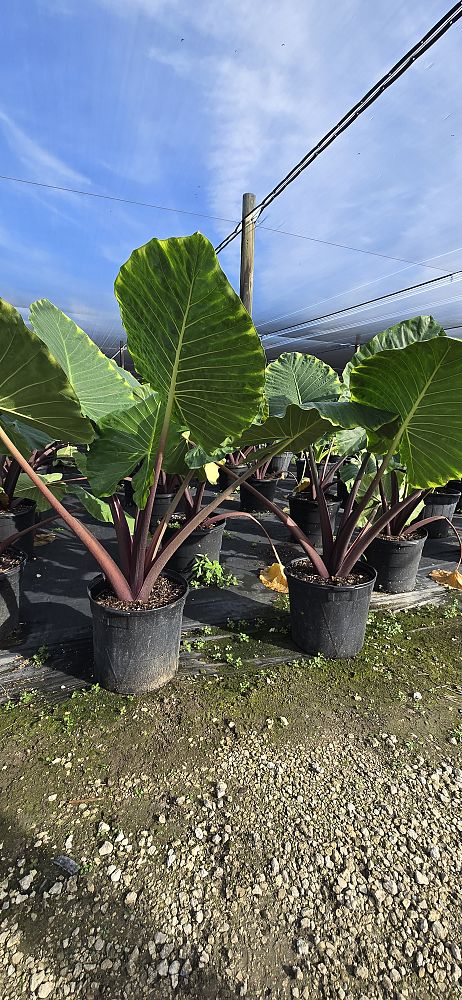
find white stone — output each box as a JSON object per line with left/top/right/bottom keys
{"left": 98, "top": 841, "right": 113, "bottom": 857}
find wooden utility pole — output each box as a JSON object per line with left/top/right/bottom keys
{"left": 239, "top": 192, "right": 257, "bottom": 314}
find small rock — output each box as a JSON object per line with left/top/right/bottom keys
{"left": 19, "top": 872, "right": 36, "bottom": 892}
{"left": 98, "top": 841, "right": 113, "bottom": 857}
{"left": 38, "top": 984, "right": 54, "bottom": 999}
{"left": 125, "top": 891, "right": 137, "bottom": 908}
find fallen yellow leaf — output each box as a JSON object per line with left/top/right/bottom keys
{"left": 259, "top": 562, "right": 288, "bottom": 593}
{"left": 429, "top": 568, "right": 462, "bottom": 590}
{"left": 295, "top": 477, "right": 312, "bottom": 494}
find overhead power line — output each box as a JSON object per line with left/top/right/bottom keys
{"left": 1, "top": 173, "right": 452, "bottom": 276}
{"left": 0, "top": 174, "right": 240, "bottom": 226}
{"left": 214, "top": 2, "right": 462, "bottom": 255}
{"left": 255, "top": 225, "right": 453, "bottom": 275}
{"left": 261, "top": 269, "right": 462, "bottom": 341}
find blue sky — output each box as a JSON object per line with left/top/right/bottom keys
{"left": 1, "top": 0, "right": 462, "bottom": 364}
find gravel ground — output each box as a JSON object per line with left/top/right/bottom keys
{"left": 0, "top": 725, "right": 461, "bottom": 999}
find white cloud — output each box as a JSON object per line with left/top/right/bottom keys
{"left": 0, "top": 107, "right": 90, "bottom": 186}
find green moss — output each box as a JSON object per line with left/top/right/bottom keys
{"left": 0, "top": 599, "right": 460, "bottom": 844}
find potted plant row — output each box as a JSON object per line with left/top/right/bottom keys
{"left": 2, "top": 257, "right": 462, "bottom": 679}
{"left": 244, "top": 318, "right": 462, "bottom": 656}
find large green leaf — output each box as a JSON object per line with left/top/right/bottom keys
{"left": 350, "top": 337, "right": 462, "bottom": 487}
{"left": 69, "top": 484, "right": 135, "bottom": 531}
{"left": 13, "top": 472, "right": 67, "bottom": 512}
{"left": 0, "top": 414, "right": 53, "bottom": 459}
{"left": 265, "top": 352, "right": 341, "bottom": 416}
{"left": 29, "top": 299, "right": 138, "bottom": 422}
{"left": 343, "top": 315, "right": 446, "bottom": 388}
{"left": 333, "top": 426, "right": 367, "bottom": 457}
{"left": 85, "top": 394, "right": 163, "bottom": 502}
{"left": 84, "top": 393, "right": 187, "bottom": 506}
{"left": 241, "top": 399, "right": 393, "bottom": 455}
{"left": 0, "top": 299, "right": 93, "bottom": 443}
{"left": 115, "top": 232, "right": 265, "bottom": 452}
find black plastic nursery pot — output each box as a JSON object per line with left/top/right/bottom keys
{"left": 286, "top": 558, "right": 377, "bottom": 659}
{"left": 149, "top": 492, "right": 178, "bottom": 529}
{"left": 423, "top": 491, "right": 461, "bottom": 538}
{"left": 123, "top": 478, "right": 134, "bottom": 507}
{"left": 295, "top": 458, "right": 307, "bottom": 483}
{"left": 240, "top": 476, "right": 278, "bottom": 513}
{"left": 0, "top": 500, "right": 36, "bottom": 560}
{"left": 88, "top": 571, "right": 188, "bottom": 694}
{"left": 365, "top": 530, "right": 427, "bottom": 594}
{"left": 444, "top": 480, "right": 462, "bottom": 510}
{"left": 288, "top": 492, "right": 340, "bottom": 549}
{"left": 269, "top": 452, "right": 292, "bottom": 475}
{"left": 162, "top": 520, "right": 226, "bottom": 580}
{"left": 217, "top": 465, "right": 247, "bottom": 492}
{"left": 0, "top": 550, "right": 25, "bottom": 642}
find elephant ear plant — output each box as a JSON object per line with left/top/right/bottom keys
{"left": 1, "top": 233, "right": 300, "bottom": 691}
{"left": 250, "top": 319, "right": 462, "bottom": 657}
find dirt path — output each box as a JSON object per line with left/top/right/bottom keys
{"left": 0, "top": 601, "right": 461, "bottom": 999}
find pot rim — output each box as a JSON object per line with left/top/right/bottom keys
{"left": 289, "top": 491, "right": 339, "bottom": 505}
{"left": 372, "top": 528, "right": 427, "bottom": 546}
{"left": 241, "top": 475, "right": 279, "bottom": 484}
{"left": 425, "top": 492, "right": 461, "bottom": 503}
{"left": 0, "top": 498, "right": 37, "bottom": 517}
{"left": 164, "top": 518, "right": 226, "bottom": 536}
{"left": 286, "top": 558, "right": 377, "bottom": 591}
{"left": 88, "top": 569, "right": 189, "bottom": 617}
{"left": 0, "top": 549, "right": 26, "bottom": 575}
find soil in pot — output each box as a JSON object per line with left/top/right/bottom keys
{"left": 88, "top": 570, "right": 188, "bottom": 694}
{"left": 286, "top": 557, "right": 376, "bottom": 659}
{"left": 240, "top": 476, "right": 278, "bottom": 513}
{"left": 422, "top": 491, "right": 461, "bottom": 538}
{"left": 161, "top": 517, "right": 226, "bottom": 579}
{"left": 0, "top": 550, "right": 24, "bottom": 642}
{"left": 288, "top": 492, "right": 340, "bottom": 548}
{"left": 366, "top": 530, "right": 426, "bottom": 594}
{"left": 0, "top": 500, "right": 37, "bottom": 559}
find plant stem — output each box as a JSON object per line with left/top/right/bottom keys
{"left": 0, "top": 425, "right": 133, "bottom": 601}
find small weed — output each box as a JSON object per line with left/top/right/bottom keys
{"left": 442, "top": 597, "right": 460, "bottom": 619}
{"left": 20, "top": 690, "right": 36, "bottom": 704}
{"left": 272, "top": 594, "right": 289, "bottom": 612}
{"left": 238, "top": 632, "right": 250, "bottom": 643}
{"left": 448, "top": 725, "right": 462, "bottom": 745}
{"left": 31, "top": 645, "right": 50, "bottom": 666}
{"left": 189, "top": 556, "right": 238, "bottom": 590}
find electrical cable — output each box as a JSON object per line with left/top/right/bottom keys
{"left": 255, "top": 225, "right": 453, "bottom": 274}
{"left": 261, "top": 269, "right": 462, "bottom": 340}
{"left": 1, "top": 172, "right": 453, "bottom": 278}
{"left": 214, "top": 3, "right": 462, "bottom": 255}
{"left": 256, "top": 244, "right": 462, "bottom": 331}
{"left": 0, "top": 174, "right": 240, "bottom": 227}
{"left": 264, "top": 292, "right": 462, "bottom": 352}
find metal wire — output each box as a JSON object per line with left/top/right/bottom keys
{"left": 261, "top": 270, "right": 462, "bottom": 341}
{"left": 215, "top": 3, "right": 462, "bottom": 254}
